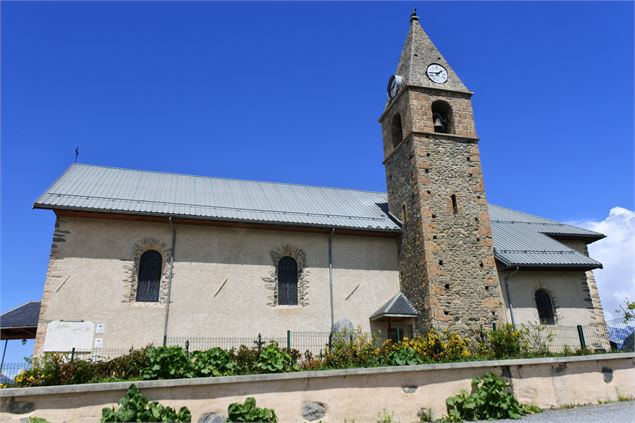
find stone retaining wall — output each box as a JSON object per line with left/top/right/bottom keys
{"left": 1, "top": 353, "right": 634, "bottom": 422}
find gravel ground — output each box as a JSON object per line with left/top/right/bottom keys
{"left": 473, "top": 401, "right": 635, "bottom": 422}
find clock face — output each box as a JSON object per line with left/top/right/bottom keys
{"left": 387, "top": 74, "right": 403, "bottom": 98}
{"left": 426, "top": 63, "right": 448, "bottom": 84}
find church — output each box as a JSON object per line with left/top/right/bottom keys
{"left": 32, "top": 12, "right": 609, "bottom": 355}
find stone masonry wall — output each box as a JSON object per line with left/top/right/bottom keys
{"left": 383, "top": 120, "right": 432, "bottom": 329}
{"left": 412, "top": 130, "right": 506, "bottom": 332}
{"left": 381, "top": 88, "right": 506, "bottom": 333}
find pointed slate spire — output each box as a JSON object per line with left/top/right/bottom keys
{"left": 394, "top": 10, "right": 469, "bottom": 93}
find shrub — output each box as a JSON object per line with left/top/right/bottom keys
{"left": 140, "top": 346, "right": 193, "bottom": 380}
{"left": 191, "top": 347, "right": 235, "bottom": 377}
{"left": 377, "top": 409, "right": 396, "bottom": 423}
{"left": 485, "top": 324, "right": 522, "bottom": 358}
{"left": 387, "top": 345, "right": 424, "bottom": 366}
{"left": 443, "top": 373, "right": 539, "bottom": 421}
{"left": 299, "top": 350, "right": 324, "bottom": 371}
{"left": 255, "top": 342, "right": 299, "bottom": 373}
{"left": 323, "top": 328, "right": 385, "bottom": 369}
{"left": 227, "top": 397, "right": 277, "bottom": 422}
{"left": 15, "top": 354, "right": 68, "bottom": 387}
{"left": 13, "top": 348, "right": 149, "bottom": 387}
{"left": 101, "top": 384, "right": 191, "bottom": 422}
{"left": 407, "top": 330, "right": 473, "bottom": 362}
{"left": 96, "top": 347, "right": 149, "bottom": 381}
{"left": 232, "top": 345, "right": 260, "bottom": 374}
{"left": 519, "top": 323, "right": 554, "bottom": 356}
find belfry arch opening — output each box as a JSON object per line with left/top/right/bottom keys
{"left": 391, "top": 113, "right": 403, "bottom": 148}
{"left": 431, "top": 100, "right": 454, "bottom": 134}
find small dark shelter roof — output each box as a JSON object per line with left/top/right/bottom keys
{"left": 0, "top": 302, "right": 40, "bottom": 340}
{"left": 370, "top": 293, "right": 418, "bottom": 321}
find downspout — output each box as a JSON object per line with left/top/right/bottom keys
{"left": 503, "top": 266, "right": 520, "bottom": 326}
{"left": 162, "top": 217, "right": 177, "bottom": 346}
{"left": 328, "top": 228, "right": 335, "bottom": 330}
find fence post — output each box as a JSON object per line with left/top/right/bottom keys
{"left": 286, "top": 330, "right": 291, "bottom": 350}
{"left": 185, "top": 340, "right": 190, "bottom": 354}
{"left": 0, "top": 340, "right": 7, "bottom": 375}
{"left": 577, "top": 325, "right": 587, "bottom": 350}
{"left": 328, "top": 332, "right": 333, "bottom": 350}
{"left": 255, "top": 333, "right": 264, "bottom": 352}
{"left": 70, "top": 347, "right": 75, "bottom": 362}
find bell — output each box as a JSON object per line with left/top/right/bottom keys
{"left": 433, "top": 114, "right": 446, "bottom": 132}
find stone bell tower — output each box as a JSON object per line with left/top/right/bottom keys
{"left": 379, "top": 11, "right": 506, "bottom": 333}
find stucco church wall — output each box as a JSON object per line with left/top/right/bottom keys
{"left": 499, "top": 269, "right": 598, "bottom": 326}
{"left": 34, "top": 215, "right": 400, "bottom": 354}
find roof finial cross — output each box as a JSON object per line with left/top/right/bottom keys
{"left": 410, "top": 8, "right": 419, "bottom": 22}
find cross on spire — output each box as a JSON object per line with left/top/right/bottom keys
{"left": 410, "top": 8, "right": 418, "bottom": 22}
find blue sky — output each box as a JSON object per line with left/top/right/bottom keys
{"left": 1, "top": 2, "right": 633, "bottom": 362}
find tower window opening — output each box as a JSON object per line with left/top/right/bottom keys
{"left": 401, "top": 204, "right": 407, "bottom": 224}
{"left": 451, "top": 194, "right": 458, "bottom": 214}
{"left": 391, "top": 113, "right": 403, "bottom": 148}
{"left": 431, "top": 100, "right": 454, "bottom": 134}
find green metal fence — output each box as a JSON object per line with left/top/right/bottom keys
{"left": 166, "top": 332, "right": 333, "bottom": 355}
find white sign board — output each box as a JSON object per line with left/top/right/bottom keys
{"left": 43, "top": 320, "right": 95, "bottom": 352}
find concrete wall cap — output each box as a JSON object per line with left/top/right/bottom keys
{"left": 1, "top": 352, "right": 633, "bottom": 398}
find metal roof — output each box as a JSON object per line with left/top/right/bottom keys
{"left": 34, "top": 164, "right": 400, "bottom": 233}
{"left": 489, "top": 205, "right": 603, "bottom": 270}
{"left": 34, "top": 164, "right": 604, "bottom": 269}
{"left": 0, "top": 302, "right": 41, "bottom": 340}
{"left": 370, "top": 293, "right": 418, "bottom": 321}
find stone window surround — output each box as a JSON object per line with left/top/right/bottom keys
{"left": 262, "top": 244, "right": 309, "bottom": 308}
{"left": 124, "top": 238, "right": 171, "bottom": 305}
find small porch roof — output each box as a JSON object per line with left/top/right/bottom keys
{"left": 370, "top": 293, "right": 418, "bottom": 321}
{"left": 0, "top": 302, "right": 40, "bottom": 340}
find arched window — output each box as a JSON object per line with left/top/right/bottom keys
{"left": 535, "top": 289, "right": 555, "bottom": 325}
{"left": 431, "top": 100, "right": 454, "bottom": 134}
{"left": 277, "top": 256, "right": 298, "bottom": 305}
{"left": 391, "top": 113, "right": 403, "bottom": 148}
{"left": 136, "top": 250, "right": 162, "bottom": 302}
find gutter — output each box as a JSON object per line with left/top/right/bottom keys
{"left": 328, "top": 228, "right": 335, "bottom": 330}
{"left": 162, "top": 217, "right": 177, "bottom": 346}
{"left": 503, "top": 266, "right": 520, "bottom": 326}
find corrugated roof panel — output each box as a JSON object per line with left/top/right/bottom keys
{"left": 35, "top": 164, "right": 399, "bottom": 231}
{"left": 34, "top": 164, "right": 604, "bottom": 269}
{"left": 489, "top": 205, "right": 602, "bottom": 269}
